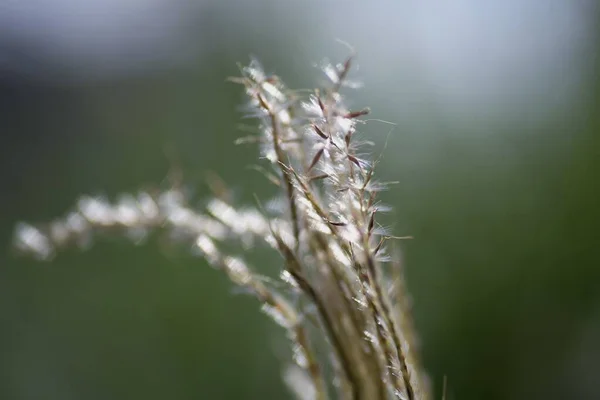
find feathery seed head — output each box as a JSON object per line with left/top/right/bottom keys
{"left": 13, "top": 53, "right": 429, "bottom": 400}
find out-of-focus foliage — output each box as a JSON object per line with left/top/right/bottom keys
{"left": 1, "top": 1, "right": 598, "bottom": 399}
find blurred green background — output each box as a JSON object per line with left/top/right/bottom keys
{"left": 1, "top": 1, "right": 599, "bottom": 399}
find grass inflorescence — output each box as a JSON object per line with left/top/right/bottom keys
{"left": 13, "top": 54, "right": 429, "bottom": 400}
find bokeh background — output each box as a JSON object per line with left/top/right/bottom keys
{"left": 1, "top": 1, "right": 599, "bottom": 399}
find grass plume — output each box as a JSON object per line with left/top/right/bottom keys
{"left": 13, "top": 54, "right": 430, "bottom": 400}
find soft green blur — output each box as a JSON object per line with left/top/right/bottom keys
{"left": 1, "top": 7, "right": 599, "bottom": 400}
